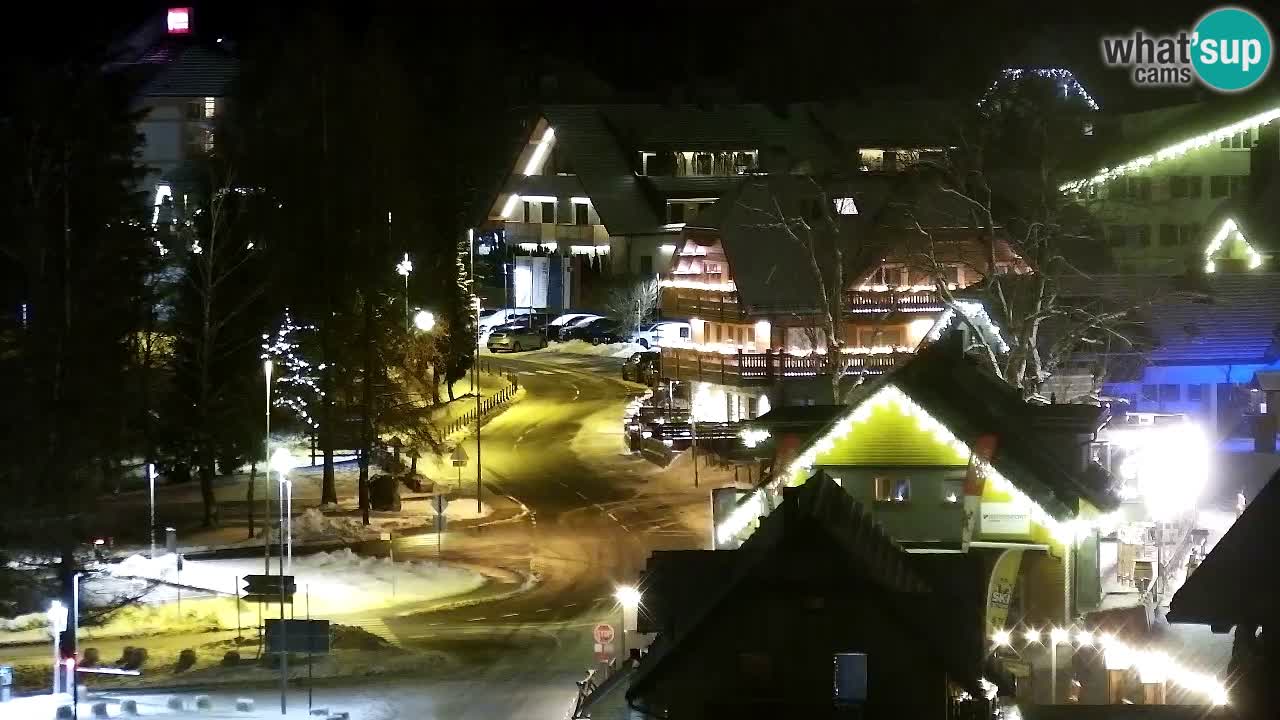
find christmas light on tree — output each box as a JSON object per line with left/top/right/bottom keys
{"left": 260, "top": 309, "right": 320, "bottom": 429}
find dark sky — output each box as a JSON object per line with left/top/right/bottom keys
{"left": 17, "top": 1, "right": 1280, "bottom": 111}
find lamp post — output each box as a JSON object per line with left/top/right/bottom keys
{"left": 396, "top": 253, "right": 413, "bottom": 332}
{"left": 263, "top": 360, "right": 273, "bottom": 575}
{"left": 46, "top": 601, "right": 68, "bottom": 695}
{"left": 270, "top": 448, "right": 296, "bottom": 573}
{"left": 268, "top": 445, "right": 295, "bottom": 717}
{"left": 470, "top": 229, "right": 482, "bottom": 514}
{"left": 147, "top": 463, "right": 157, "bottom": 559}
{"left": 614, "top": 585, "right": 641, "bottom": 661}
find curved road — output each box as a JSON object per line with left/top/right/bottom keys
{"left": 100, "top": 351, "right": 705, "bottom": 718}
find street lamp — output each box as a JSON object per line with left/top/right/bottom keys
{"left": 263, "top": 360, "right": 273, "bottom": 575}
{"left": 270, "top": 447, "right": 298, "bottom": 573}
{"left": 46, "top": 601, "right": 68, "bottom": 695}
{"left": 991, "top": 628, "right": 1012, "bottom": 648}
{"left": 413, "top": 309, "right": 435, "bottom": 333}
{"left": 614, "top": 584, "right": 642, "bottom": 661}
{"left": 395, "top": 252, "right": 413, "bottom": 331}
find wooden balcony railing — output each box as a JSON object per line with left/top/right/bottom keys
{"left": 660, "top": 347, "right": 911, "bottom": 386}
{"left": 661, "top": 287, "right": 946, "bottom": 320}
{"left": 842, "top": 288, "right": 945, "bottom": 313}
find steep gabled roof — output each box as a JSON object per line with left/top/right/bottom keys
{"left": 1062, "top": 274, "right": 1280, "bottom": 365}
{"left": 133, "top": 43, "right": 239, "bottom": 98}
{"left": 1168, "top": 469, "right": 1280, "bottom": 628}
{"left": 628, "top": 472, "right": 982, "bottom": 703}
{"left": 791, "top": 333, "right": 1117, "bottom": 520}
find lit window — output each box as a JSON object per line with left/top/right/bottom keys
{"left": 204, "top": 97, "right": 216, "bottom": 119}
{"left": 167, "top": 7, "right": 192, "bottom": 34}
{"left": 833, "top": 197, "right": 858, "bottom": 215}
{"left": 942, "top": 479, "right": 964, "bottom": 503}
{"left": 874, "top": 476, "right": 910, "bottom": 502}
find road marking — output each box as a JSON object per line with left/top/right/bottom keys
{"left": 564, "top": 603, "right": 577, "bottom": 608}
{"left": 501, "top": 612, "right": 520, "bottom": 618}
{"left": 575, "top": 491, "right": 588, "bottom": 500}
{"left": 536, "top": 608, "right": 551, "bottom": 613}
{"left": 467, "top": 617, "right": 487, "bottom": 622}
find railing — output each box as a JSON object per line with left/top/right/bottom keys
{"left": 843, "top": 288, "right": 945, "bottom": 313}
{"left": 443, "top": 376, "right": 520, "bottom": 436}
{"left": 660, "top": 348, "right": 910, "bottom": 385}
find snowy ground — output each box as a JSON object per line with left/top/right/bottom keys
{"left": 483, "top": 339, "right": 644, "bottom": 359}
{"left": 107, "top": 550, "right": 484, "bottom": 617}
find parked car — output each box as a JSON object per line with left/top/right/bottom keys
{"left": 546, "top": 313, "right": 602, "bottom": 340}
{"left": 578, "top": 319, "right": 624, "bottom": 345}
{"left": 560, "top": 315, "right": 612, "bottom": 341}
{"left": 486, "top": 324, "right": 548, "bottom": 352}
{"left": 622, "top": 351, "right": 661, "bottom": 383}
{"left": 629, "top": 321, "right": 691, "bottom": 349}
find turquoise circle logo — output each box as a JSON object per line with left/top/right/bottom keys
{"left": 1192, "top": 7, "right": 1273, "bottom": 92}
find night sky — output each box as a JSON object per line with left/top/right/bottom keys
{"left": 14, "top": 1, "right": 1280, "bottom": 110}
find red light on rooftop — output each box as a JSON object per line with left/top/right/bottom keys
{"left": 167, "top": 7, "right": 192, "bottom": 34}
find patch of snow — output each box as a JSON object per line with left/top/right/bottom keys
{"left": 541, "top": 339, "right": 645, "bottom": 358}
{"left": 0, "top": 611, "right": 47, "bottom": 632}
{"left": 106, "top": 548, "right": 484, "bottom": 616}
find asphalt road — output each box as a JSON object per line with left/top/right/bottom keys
{"left": 66, "top": 350, "right": 705, "bottom": 718}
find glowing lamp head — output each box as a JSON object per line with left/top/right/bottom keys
{"left": 1050, "top": 627, "right": 1070, "bottom": 645}
{"left": 1023, "top": 628, "right": 1041, "bottom": 644}
{"left": 46, "top": 600, "right": 68, "bottom": 634}
{"left": 269, "top": 447, "right": 298, "bottom": 476}
{"left": 991, "top": 629, "right": 1012, "bottom": 647}
{"left": 395, "top": 253, "right": 413, "bottom": 277}
{"left": 413, "top": 310, "right": 436, "bottom": 332}
{"left": 1076, "top": 630, "right": 1094, "bottom": 647}
{"left": 167, "top": 7, "right": 192, "bottom": 34}
{"left": 615, "top": 584, "right": 642, "bottom": 609}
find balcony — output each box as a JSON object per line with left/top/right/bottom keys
{"left": 504, "top": 222, "right": 608, "bottom": 247}
{"left": 660, "top": 347, "right": 911, "bottom": 386}
{"left": 843, "top": 288, "right": 945, "bottom": 314}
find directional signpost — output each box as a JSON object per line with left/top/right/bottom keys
{"left": 450, "top": 446, "right": 468, "bottom": 491}
{"left": 243, "top": 574, "right": 296, "bottom": 604}
{"left": 593, "top": 623, "right": 616, "bottom": 663}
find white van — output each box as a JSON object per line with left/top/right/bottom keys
{"left": 630, "top": 321, "right": 691, "bottom": 349}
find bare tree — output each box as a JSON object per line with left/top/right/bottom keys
{"left": 606, "top": 276, "right": 660, "bottom": 337}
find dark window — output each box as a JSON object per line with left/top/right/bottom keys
{"left": 1108, "top": 226, "right": 1126, "bottom": 247}
{"left": 1142, "top": 384, "right": 1158, "bottom": 402}
{"left": 639, "top": 255, "right": 653, "bottom": 275}
{"left": 575, "top": 203, "right": 589, "bottom": 225}
{"left": 540, "top": 201, "right": 555, "bottom": 224}
{"left": 694, "top": 153, "right": 713, "bottom": 175}
{"left": 1160, "top": 384, "right": 1181, "bottom": 401}
{"left": 1134, "top": 225, "right": 1151, "bottom": 247}
{"left": 1160, "top": 224, "right": 1178, "bottom": 246}
{"left": 1230, "top": 176, "right": 1248, "bottom": 197}
{"left": 668, "top": 203, "right": 685, "bottom": 223}
{"left": 1182, "top": 223, "right": 1201, "bottom": 245}
{"left": 1170, "top": 176, "right": 1188, "bottom": 198}
{"left": 1188, "top": 383, "right": 1204, "bottom": 402}
{"left": 833, "top": 653, "right": 869, "bottom": 704}
{"left": 1210, "top": 176, "right": 1229, "bottom": 198}
{"left": 1188, "top": 176, "right": 1203, "bottom": 198}
{"left": 738, "top": 652, "right": 773, "bottom": 683}
{"left": 521, "top": 201, "right": 531, "bottom": 223}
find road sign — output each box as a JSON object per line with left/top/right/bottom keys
{"left": 243, "top": 574, "right": 296, "bottom": 603}
{"left": 265, "top": 619, "right": 330, "bottom": 654}
{"left": 432, "top": 494, "right": 450, "bottom": 515}
{"left": 450, "top": 446, "right": 468, "bottom": 467}
{"left": 592, "top": 624, "right": 616, "bottom": 662}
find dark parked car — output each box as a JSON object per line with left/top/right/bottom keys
{"left": 622, "top": 351, "right": 661, "bottom": 383}
{"left": 561, "top": 316, "right": 610, "bottom": 341}
{"left": 574, "top": 319, "right": 624, "bottom": 345}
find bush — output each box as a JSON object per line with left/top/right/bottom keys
{"left": 221, "top": 650, "right": 241, "bottom": 667}
{"left": 81, "top": 647, "right": 100, "bottom": 667}
{"left": 174, "top": 648, "right": 197, "bottom": 673}
{"left": 119, "top": 646, "right": 148, "bottom": 670}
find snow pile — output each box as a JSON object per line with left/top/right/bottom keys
{"left": 543, "top": 339, "right": 645, "bottom": 358}
{"left": 0, "top": 611, "right": 48, "bottom": 632}
{"left": 292, "top": 508, "right": 386, "bottom": 542}
{"left": 423, "top": 497, "right": 492, "bottom": 521}
{"left": 108, "top": 549, "right": 484, "bottom": 614}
